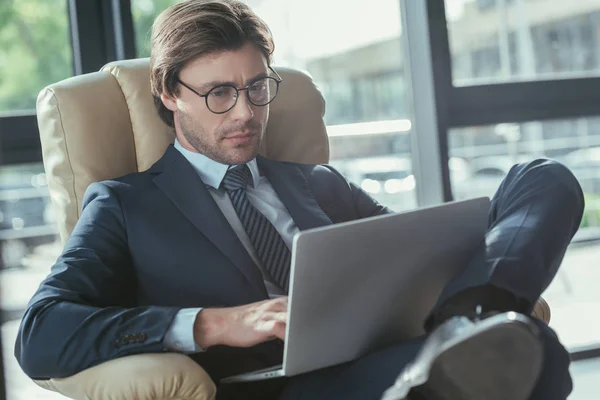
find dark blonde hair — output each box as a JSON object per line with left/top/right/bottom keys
{"left": 150, "top": 0, "right": 274, "bottom": 127}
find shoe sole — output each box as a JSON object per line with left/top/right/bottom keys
{"left": 422, "top": 317, "right": 543, "bottom": 400}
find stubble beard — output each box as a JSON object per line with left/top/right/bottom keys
{"left": 179, "top": 110, "right": 264, "bottom": 165}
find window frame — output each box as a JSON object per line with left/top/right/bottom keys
{"left": 421, "top": 0, "right": 600, "bottom": 359}
{"left": 426, "top": 1, "right": 600, "bottom": 129}
{"left": 0, "top": 0, "right": 135, "bottom": 167}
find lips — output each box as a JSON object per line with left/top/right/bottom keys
{"left": 223, "top": 131, "right": 256, "bottom": 141}
{"left": 225, "top": 132, "right": 254, "bottom": 139}
{"left": 223, "top": 131, "right": 256, "bottom": 145}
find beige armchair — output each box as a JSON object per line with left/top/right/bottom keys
{"left": 34, "top": 58, "right": 328, "bottom": 400}
{"left": 34, "top": 58, "right": 551, "bottom": 400}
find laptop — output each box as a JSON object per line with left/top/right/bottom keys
{"left": 221, "top": 197, "right": 490, "bottom": 383}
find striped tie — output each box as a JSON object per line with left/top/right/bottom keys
{"left": 223, "top": 164, "right": 291, "bottom": 292}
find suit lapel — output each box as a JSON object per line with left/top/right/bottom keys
{"left": 257, "top": 156, "right": 333, "bottom": 231}
{"left": 151, "top": 146, "right": 267, "bottom": 298}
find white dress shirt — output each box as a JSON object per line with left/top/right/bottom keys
{"left": 163, "top": 139, "right": 300, "bottom": 353}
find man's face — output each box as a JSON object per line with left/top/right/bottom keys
{"left": 161, "top": 42, "right": 270, "bottom": 165}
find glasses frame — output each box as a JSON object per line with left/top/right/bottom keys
{"left": 177, "top": 66, "right": 283, "bottom": 115}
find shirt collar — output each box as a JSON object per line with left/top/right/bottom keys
{"left": 174, "top": 139, "right": 260, "bottom": 189}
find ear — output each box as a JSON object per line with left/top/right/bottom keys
{"left": 160, "top": 92, "right": 178, "bottom": 112}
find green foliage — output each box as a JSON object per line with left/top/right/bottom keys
{"left": 131, "top": 0, "right": 180, "bottom": 58}
{"left": 581, "top": 193, "right": 600, "bottom": 229}
{"left": 0, "top": 0, "right": 72, "bottom": 112}
{"left": 0, "top": 0, "right": 180, "bottom": 112}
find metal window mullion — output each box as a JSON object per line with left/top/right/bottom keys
{"left": 112, "top": 0, "right": 137, "bottom": 60}
{"left": 68, "top": 0, "right": 136, "bottom": 75}
{"left": 112, "top": 0, "right": 126, "bottom": 60}
{"left": 400, "top": 0, "right": 446, "bottom": 207}
{"left": 0, "top": 115, "right": 42, "bottom": 165}
{"left": 67, "top": 0, "right": 84, "bottom": 75}
{"left": 449, "top": 78, "right": 600, "bottom": 127}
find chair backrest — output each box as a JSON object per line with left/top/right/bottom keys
{"left": 36, "top": 59, "right": 329, "bottom": 244}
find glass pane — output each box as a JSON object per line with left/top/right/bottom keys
{"left": 252, "top": 0, "right": 416, "bottom": 211}
{"left": 131, "top": 0, "right": 181, "bottom": 57}
{"left": 445, "top": 0, "right": 600, "bottom": 85}
{"left": 0, "top": 163, "right": 61, "bottom": 398}
{"left": 0, "top": 0, "right": 72, "bottom": 112}
{"left": 132, "top": 0, "right": 416, "bottom": 211}
{"left": 449, "top": 117, "right": 600, "bottom": 349}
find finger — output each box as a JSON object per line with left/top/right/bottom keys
{"left": 271, "top": 311, "right": 288, "bottom": 323}
{"left": 255, "top": 312, "right": 286, "bottom": 331}
{"left": 270, "top": 319, "right": 287, "bottom": 340}
{"left": 267, "top": 297, "right": 288, "bottom": 312}
{"left": 270, "top": 312, "right": 287, "bottom": 340}
{"left": 262, "top": 311, "right": 288, "bottom": 323}
{"left": 258, "top": 313, "right": 287, "bottom": 339}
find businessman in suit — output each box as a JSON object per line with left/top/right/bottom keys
{"left": 15, "top": 1, "right": 584, "bottom": 399}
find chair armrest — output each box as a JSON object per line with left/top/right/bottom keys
{"left": 33, "top": 353, "right": 216, "bottom": 400}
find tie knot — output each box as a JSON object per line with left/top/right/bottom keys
{"left": 223, "top": 164, "right": 251, "bottom": 192}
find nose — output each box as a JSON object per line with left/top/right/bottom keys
{"left": 230, "top": 91, "right": 254, "bottom": 121}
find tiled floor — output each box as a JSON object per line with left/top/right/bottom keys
{"left": 1, "top": 240, "right": 600, "bottom": 399}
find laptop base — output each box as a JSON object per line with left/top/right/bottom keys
{"left": 220, "top": 364, "right": 285, "bottom": 384}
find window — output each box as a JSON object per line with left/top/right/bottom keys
{"left": 0, "top": 3, "right": 68, "bottom": 392}
{"left": 0, "top": 164, "right": 57, "bottom": 266}
{"left": 0, "top": 0, "right": 72, "bottom": 112}
{"left": 0, "top": 163, "right": 61, "bottom": 399}
{"left": 0, "top": 0, "right": 68, "bottom": 325}
{"left": 131, "top": 0, "right": 417, "bottom": 212}
{"left": 131, "top": 0, "right": 180, "bottom": 57}
{"left": 248, "top": 0, "right": 417, "bottom": 211}
{"left": 445, "top": 0, "right": 600, "bottom": 85}
{"left": 0, "top": 163, "right": 60, "bottom": 305}
{"left": 449, "top": 117, "right": 600, "bottom": 349}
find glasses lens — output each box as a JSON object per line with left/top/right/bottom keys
{"left": 248, "top": 77, "right": 279, "bottom": 106}
{"left": 206, "top": 85, "right": 238, "bottom": 113}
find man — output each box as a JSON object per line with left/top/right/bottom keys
{"left": 15, "top": 1, "right": 583, "bottom": 399}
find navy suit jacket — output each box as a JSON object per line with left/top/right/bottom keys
{"left": 15, "top": 145, "right": 391, "bottom": 381}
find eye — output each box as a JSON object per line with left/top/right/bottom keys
{"left": 210, "top": 87, "right": 228, "bottom": 97}
{"left": 249, "top": 80, "right": 267, "bottom": 93}
{"left": 209, "top": 86, "right": 238, "bottom": 99}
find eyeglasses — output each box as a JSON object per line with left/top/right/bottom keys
{"left": 177, "top": 67, "right": 282, "bottom": 114}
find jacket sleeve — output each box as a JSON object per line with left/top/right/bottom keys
{"left": 308, "top": 164, "right": 394, "bottom": 222}
{"left": 14, "top": 182, "right": 180, "bottom": 380}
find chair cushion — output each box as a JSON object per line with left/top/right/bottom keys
{"left": 34, "top": 353, "right": 216, "bottom": 400}
{"left": 37, "top": 72, "right": 139, "bottom": 242}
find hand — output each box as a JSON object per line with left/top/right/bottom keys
{"left": 193, "top": 297, "right": 288, "bottom": 349}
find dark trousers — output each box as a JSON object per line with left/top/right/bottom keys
{"left": 226, "top": 159, "right": 585, "bottom": 400}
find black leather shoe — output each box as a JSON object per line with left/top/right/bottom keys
{"left": 381, "top": 312, "right": 543, "bottom": 400}
{"left": 426, "top": 285, "right": 529, "bottom": 332}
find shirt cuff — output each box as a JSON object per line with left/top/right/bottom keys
{"left": 163, "top": 308, "right": 204, "bottom": 353}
